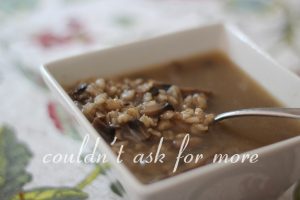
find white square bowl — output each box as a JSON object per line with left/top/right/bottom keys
{"left": 41, "top": 23, "right": 300, "bottom": 200}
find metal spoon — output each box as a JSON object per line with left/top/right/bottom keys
{"left": 214, "top": 108, "right": 300, "bottom": 122}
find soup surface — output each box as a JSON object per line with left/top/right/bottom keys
{"left": 68, "top": 52, "right": 300, "bottom": 184}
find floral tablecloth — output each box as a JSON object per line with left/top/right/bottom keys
{"left": 1, "top": 0, "right": 300, "bottom": 199}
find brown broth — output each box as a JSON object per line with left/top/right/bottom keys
{"left": 116, "top": 51, "right": 300, "bottom": 183}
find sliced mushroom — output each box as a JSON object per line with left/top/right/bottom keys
{"left": 92, "top": 117, "right": 116, "bottom": 143}
{"left": 142, "top": 102, "right": 174, "bottom": 117}
{"left": 163, "top": 103, "right": 175, "bottom": 112}
{"left": 149, "top": 82, "right": 172, "bottom": 96}
{"left": 120, "top": 119, "right": 151, "bottom": 142}
{"left": 73, "top": 83, "right": 88, "bottom": 95}
{"left": 149, "top": 87, "right": 160, "bottom": 96}
{"left": 70, "top": 83, "right": 91, "bottom": 103}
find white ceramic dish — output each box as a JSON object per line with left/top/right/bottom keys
{"left": 41, "top": 23, "right": 300, "bottom": 200}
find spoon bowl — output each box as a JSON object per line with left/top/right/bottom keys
{"left": 214, "top": 108, "right": 300, "bottom": 122}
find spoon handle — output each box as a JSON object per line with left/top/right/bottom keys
{"left": 214, "top": 108, "right": 300, "bottom": 122}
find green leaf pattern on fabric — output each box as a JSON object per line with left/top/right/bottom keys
{"left": 0, "top": 125, "right": 93, "bottom": 200}
{"left": 110, "top": 181, "right": 125, "bottom": 197}
{"left": 0, "top": 0, "right": 39, "bottom": 14}
{"left": 0, "top": 126, "right": 32, "bottom": 200}
{"left": 11, "top": 187, "right": 88, "bottom": 200}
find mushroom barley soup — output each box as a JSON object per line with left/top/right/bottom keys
{"left": 67, "top": 52, "right": 300, "bottom": 184}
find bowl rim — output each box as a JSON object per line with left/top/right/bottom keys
{"left": 40, "top": 22, "right": 300, "bottom": 196}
